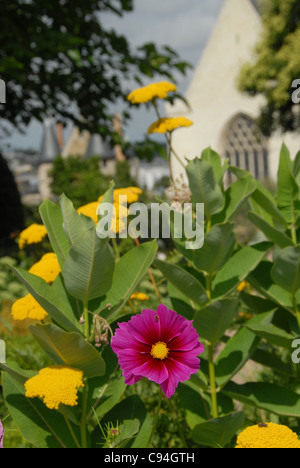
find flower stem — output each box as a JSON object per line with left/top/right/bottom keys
{"left": 292, "top": 294, "right": 300, "bottom": 332}
{"left": 208, "top": 344, "right": 218, "bottom": 419}
{"left": 147, "top": 386, "right": 162, "bottom": 448}
{"left": 133, "top": 237, "right": 161, "bottom": 301}
{"left": 61, "top": 406, "right": 81, "bottom": 449}
{"left": 80, "top": 382, "right": 88, "bottom": 448}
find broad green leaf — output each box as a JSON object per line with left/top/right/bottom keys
{"left": 222, "top": 381, "right": 300, "bottom": 417}
{"left": 63, "top": 227, "right": 114, "bottom": 302}
{"left": 251, "top": 348, "right": 293, "bottom": 375}
{"left": 59, "top": 193, "right": 94, "bottom": 245}
{"left": 211, "top": 242, "right": 272, "bottom": 300}
{"left": 186, "top": 158, "right": 224, "bottom": 218}
{"left": 2, "top": 372, "right": 80, "bottom": 448}
{"left": 271, "top": 246, "right": 300, "bottom": 295}
{"left": 215, "top": 311, "right": 274, "bottom": 388}
{"left": 29, "top": 323, "right": 106, "bottom": 378}
{"left": 201, "top": 147, "right": 225, "bottom": 184}
{"left": 247, "top": 212, "right": 293, "bottom": 248}
{"left": 10, "top": 266, "right": 81, "bottom": 333}
{"left": 167, "top": 282, "right": 195, "bottom": 320}
{"left": 277, "top": 143, "right": 300, "bottom": 223}
{"left": 192, "top": 222, "right": 236, "bottom": 275}
{"left": 191, "top": 411, "right": 245, "bottom": 448}
{"left": 193, "top": 298, "right": 239, "bottom": 344}
{"left": 212, "top": 174, "right": 256, "bottom": 224}
{"left": 93, "top": 378, "right": 127, "bottom": 420}
{"left": 39, "top": 199, "right": 70, "bottom": 268}
{"left": 248, "top": 259, "right": 295, "bottom": 310}
{"left": 245, "top": 321, "right": 295, "bottom": 348}
{"left": 154, "top": 259, "right": 208, "bottom": 306}
{"left": 101, "top": 240, "right": 158, "bottom": 323}
{"left": 178, "top": 381, "right": 234, "bottom": 429}
{"left": 250, "top": 188, "right": 288, "bottom": 226}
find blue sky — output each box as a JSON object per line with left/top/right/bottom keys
{"left": 3, "top": 0, "right": 224, "bottom": 151}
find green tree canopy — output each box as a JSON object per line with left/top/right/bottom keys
{"left": 238, "top": 0, "right": 300, "bottom": 136}
{"left": 0, "top": 0, "right": 190, "bottom": 140}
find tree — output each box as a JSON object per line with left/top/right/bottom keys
{"left": 237, "top": 0, "right": 300, "bottom": 136}
{"left": 0, "top": 0, "right": 191, "bottom": 141}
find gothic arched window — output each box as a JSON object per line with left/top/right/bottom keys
{"left": 221, "top": 114, "right": 269, "bottom": 182}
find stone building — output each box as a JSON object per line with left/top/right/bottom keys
{"left": 166, "top": 0, "right": 300, "bottom": 184}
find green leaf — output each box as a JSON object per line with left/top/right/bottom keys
{"left": 250, "top": 188, "right": 288, "bottom": 226}
{"left": 271, "top": 245, "right": 300, "bottom": 295}
{"left": 245, "top": 321, "right": 295, "bottom": 348}
{"left": 211, "top": 242, "right": 272, "bottom": 300}
{"left": 39, "top": 199, "right": 70, "bottom": 269}
{"left": 212, "top": 174, "right": 257, "bottom": 224}
{"left": 63, "top": 227, "right": 114, "bottom": 302}
{"left": 93, "top": 378, "right": 127, "bottom": 420}
{"left": 222, "top": 381, "right": 300, "bottom": 417}
{"left": 29, "top": 323, "right": 106, "bottom": 378}
{"left": 10, "top": 266, "right": 81, "bottom": 333}
{"left": 186, "top": 158, "right": 224, "bottom": 218}
{"left": 154, "top": 259, "right": 208, "bottom": 306}
{"left": 192, "top": 222, "right": 236, "bottom": 275}
{"left": 193, "top": 298, "right": 239, "bottom": 344}
{"left": 247, "top": 212, "right": 293, "bottom": 248}
{"left": 277, "top": 143, "right": 300, "bottom": 223}
{"left": 59, "top": 193, "right": 94, "bottom": 245}
{"left": 215, "top": 311, "right": 274, "bottom": 388}
{"left": 191, "top": 411, "right": 245, "bottom": 448}
{"left": 201, "top": 147, "right": 226, "bottom": 184}
{"left": 2, "top": 371, "right": 80, "bottom": 448}
{"left": 101, "top": 240, "right": 158, "bottom": 323}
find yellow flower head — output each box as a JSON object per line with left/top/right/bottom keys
{"left": 77, "top": 201, "right": 99, "bottom": 224}
{"left": 148, "top": 117, "right": 193, "bottom": 135}
{"left": 127, "top": 81, "right": 177, "bottom": 104}
{"left": 11, "top": 294, "right": 48, "bottom": 321}
{"left": 237, "top": 280, "right": 249, "bottom": 292}
{"left": 18, "top": 224, "right": 47, "bottom": 250}
{"left": 24, "top": 365, "right": 84, "bottom": 410}
{"left": 29, "top": 252, "right": 61, "bottom": 284}
{"left": 235, "top": 422, "right": 300, "bottom": 448}
{"left": 130, "top": 292, "right": 149, "bottom": 301}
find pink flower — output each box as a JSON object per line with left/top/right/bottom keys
{"left": 111, "top": 304, "right": 204, "bottom": 398}
{"left": 0, "top": 420, "right": 4, "bottom": 448}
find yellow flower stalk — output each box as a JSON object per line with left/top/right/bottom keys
{"left": 148, "top": 117, "right": 193, "bottom": 135}
{"left": 18, "top": 224, "right": 47, "bottom": 249}
{"left": 24, "top": 366, "right": 84, "bottom": 410}
{"left": 11, "top": 294, "right": 48, "bottom": 321}
{"left": 127, "top": 81, "right": 177, "bottom": 104}
{"left": 29, "top": 252, "right": 61, "bottom": 284}
{"left": 235, "top": 423, "right": 300, "bottom": 448}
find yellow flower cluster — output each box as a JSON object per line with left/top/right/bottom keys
{"left": 11, "top": 294, "right": 48, "bottom": 321}
{"left": 29, "top": 252, "right": 61, "bottom": 284}
{"left": 24, "top": 365, "right": 84, "bottom": 410}
{"left": 127, "top": 81, "right": 177, "bottom": 104}
{"left": 235, "top": 423, "right": 300, "bottom": 448}
{"left": 78, "top": 187, "right": 142, "bottom": 234}
{"left": 130, "top": 292, "right": 149, "bottom": 301}
{"left": 148, "top": 117, "right": 193, "bottom": 135}
{"left": 237, "top": 280, "right": 249, "bottom": 292}
{"left": 18, "top": 224, "right": 48, "bottom": 249}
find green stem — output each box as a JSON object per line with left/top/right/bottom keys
{"left": 147, "top": 387, "right": 162, "bottom": 448}
{"left": 83, "top": 299, "right": 89, "bottom": 341}
{"left": 291, "top": 225, "right": 297, "bottom": 245}
{"left": 208, "top": 344, "right": 218, "bottom": 419}
{"left": 61, "top": 406, "right": 81, "bottom": 449}
{"left": 80, "top": 382, "right": 88, "bottom": 448}
{"left": 111, "top": 236, "right": 120, "bottom": 261}
{"left": 293, "top": 294, "right": 300, "bottom": 332}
